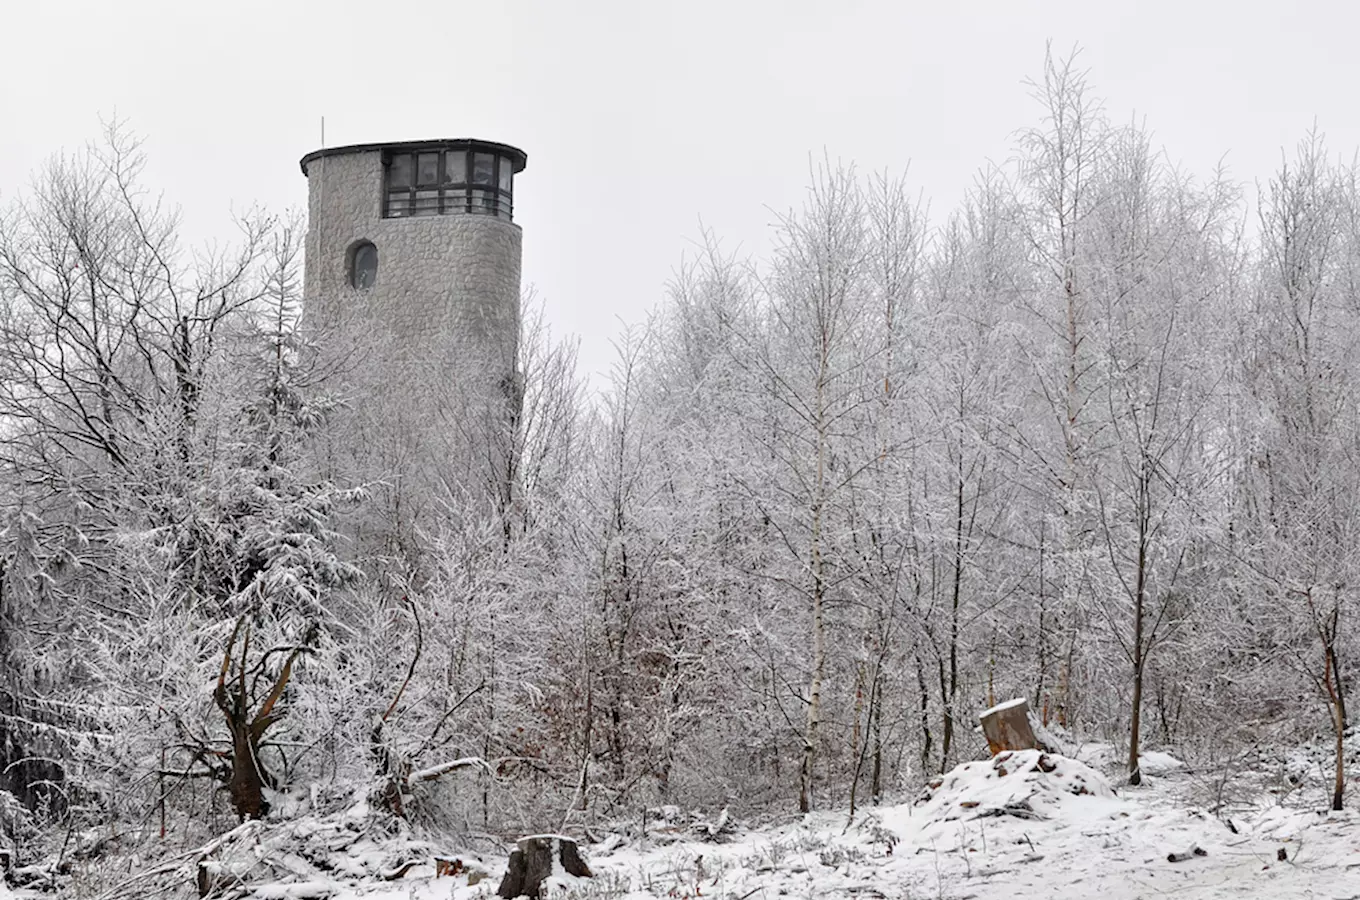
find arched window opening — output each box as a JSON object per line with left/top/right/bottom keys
{"left": 350, "top": 241, "right": 378, "bottom": 289}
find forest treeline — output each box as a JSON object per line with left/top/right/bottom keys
{"left": 0, "top": 50, "right": 1356, "bottom": 855}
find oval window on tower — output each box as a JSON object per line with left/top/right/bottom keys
{"left": 349, "top": 241, "right": 378, "bottom": 289}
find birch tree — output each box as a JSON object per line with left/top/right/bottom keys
{"left": 1013, "top": 47, "right": 1110, "bottom": 726}
{"left": 745, "top": 162, "right": 878, "bottom": 812}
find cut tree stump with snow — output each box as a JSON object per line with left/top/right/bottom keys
{"left": 196, "top": 859, "right": 249, "bottom": 898}
{"left": 980, "top": 697, "right": 1047, "bottom": 755}
{"left": 497, "top": 835, "right": 591, "bottom": 899}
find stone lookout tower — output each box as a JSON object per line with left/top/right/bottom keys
{"left": 299, "top": 138, "right": 528, "bottom": 550}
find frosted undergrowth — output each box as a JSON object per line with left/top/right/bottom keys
{"left": 9, "top": 747, "right": 1359, "bottom": 899}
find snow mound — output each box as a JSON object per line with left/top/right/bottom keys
{"left": 914, "top": 750, "right": 1117, "bottom": 823}
{"left": 1137, "top": 750, "right": 1185, "bottom": 777}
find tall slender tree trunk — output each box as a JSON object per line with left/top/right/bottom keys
{"left": 800, "top": 354, "right": 830, "bottom": 814}
{"left": 1060, "top": 253, "right": 1082, "bottom": 726}
{"left": 800, "top": 493, "right": 827, "bottom": 813}
{"left": 916, "top": 654, "right": 933, "bottom": 773}
{"left": 1035, "top": 523, "right": 1050, "bottom": 720}
{"left": 871, "top": 681, "right": 884, "bottom": 804}
{"left": 847, "top": 660, "right": 866, "bottom": 818}
{"left": 942, "top": 456, "right": 965, "bottom": 769}
{"left": 1127, "top": 474, "right": 1150, "bottom": 786}
{"left": 1127, "top": 571, "right": 1146, "bottom": 784}
{"left": 1325, "top": 631, "right": 1346, "bottom": 810}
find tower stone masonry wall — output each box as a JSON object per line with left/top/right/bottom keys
{"left": 301, "top": 142, "right": 524, "bottom": 549}
{"left": 305, "top": 149, "right": 521, "bottom": 385}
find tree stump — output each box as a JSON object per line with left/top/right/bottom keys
{"left": 196, "top": 860, "right": 249, "bottom": 899}
{"left": 497, "top": 835, "right": 592, "bottom": 899}
{"left": 980, "top": 697, "right": 1041, "bottom": 755}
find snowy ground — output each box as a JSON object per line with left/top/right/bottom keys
{"left": 12, "top": 742, "right": 1360, "bottom": 899}
{"left": 512, "top": 749, "right": 1360, "bottom": 900}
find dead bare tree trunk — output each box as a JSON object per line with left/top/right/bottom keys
{"left": 213, "top": 617, "right": 309, "bottom": 821}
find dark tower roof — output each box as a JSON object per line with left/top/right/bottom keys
{"left": 299, "top": 138, "right": 528, "bottom": 176}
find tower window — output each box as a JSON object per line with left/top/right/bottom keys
{"left": 384, "top": 146, "right": 516, "bottom": 220}
{"left": 472, "top": 152, "right": 496, "bottom": 185}
{"left": 350, "top": 241, "right": 378, "bottom": 289}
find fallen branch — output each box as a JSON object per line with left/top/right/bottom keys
{"left": 90, "top": 820, "right": 262, "bottom": 900}
{"left": 410, "top": 757, "right": 490, "bottom": 783}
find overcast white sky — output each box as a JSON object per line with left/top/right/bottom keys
{"left": 4, "top": 0, "right": 1360, "bottom": 385}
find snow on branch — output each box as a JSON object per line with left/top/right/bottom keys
{"left": 408, "top": 757, "right": 490, "bottom": 783}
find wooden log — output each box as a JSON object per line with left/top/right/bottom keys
{"left": 1167, "top": 844, "right": 1207, "bottom": 863}
{"left": 980, "top": 697, "right": 1040, "bottom": 755}
{"left": 497, "top": 835, "right": 591, "bottom": 899}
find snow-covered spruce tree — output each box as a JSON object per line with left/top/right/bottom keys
{"left": 0, "top": 122, "right": 283, "bottom": 833}
{"left": 62, "top": 219, "right": 361, "bottom": 826}
{"left": 171, "top": 221, "right": 362, "bottom": 821}
{"left": 0, "top": 126, "right": 364, "bottom": 834}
